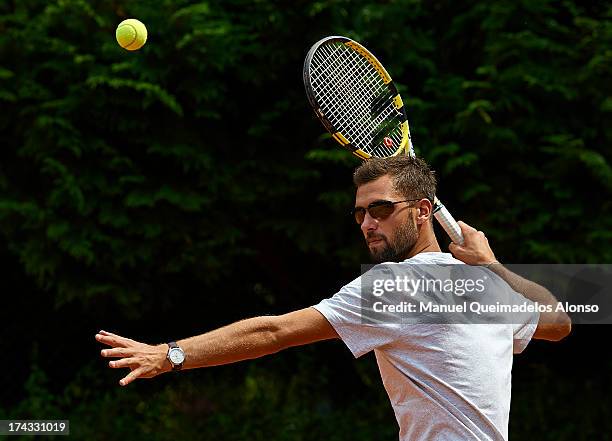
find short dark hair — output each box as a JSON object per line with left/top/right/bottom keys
{"left": 353, "top": 156, "right": 437, "bottom": 201}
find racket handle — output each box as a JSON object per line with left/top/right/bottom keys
{"left": 433, "top": 197, "right": 464, "bottom": 245}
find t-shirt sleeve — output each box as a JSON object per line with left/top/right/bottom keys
{"left": 512, "top": 308, "right": 539, "bottom": 354}
{"left": 312, "top": 276, "right": 399, "bottom": 358}
{"left": 499, "top": 279, "right": 540, "bottom": 354}
{"left": 480, "top": 268, "right": 540, "bottom": 354}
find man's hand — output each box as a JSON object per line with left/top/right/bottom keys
{"left": 95, "top": 330, "right": 170, "bottom": 386}
{"left": 449, "top": 221, "right": 497, "bottom": 265}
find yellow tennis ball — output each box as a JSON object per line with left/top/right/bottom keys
{"left": 116, "top": 19, "right": 147, "bottom": 51}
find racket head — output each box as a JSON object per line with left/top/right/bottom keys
{"left": 304, "top": 36, "right": 412, "bottom": 160}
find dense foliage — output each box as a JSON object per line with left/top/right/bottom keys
{"left": 1, "top": 0, "right": 610, "bottom": 439}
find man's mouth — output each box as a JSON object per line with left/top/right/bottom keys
{"left": 367, "top": 237, "right": 385, "bottom": 245}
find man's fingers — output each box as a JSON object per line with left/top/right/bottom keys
{"left": 101, "top": 347, "right": 133, "bottom": 358}
{"left": 98, "top": 330, "right": 133, "bottom": 341}
{"left": 457, "top": 221, "right": 478, "bottom": 235}
{"left": 449, "top": 244, "right": 469, "bottom": 257}
{"left": 98, "top": 330, "right": 125, "bottom": 338}
{"left": 448, "top": 243, "right": 463, "bottom": 254}
{"left": 120, "top": 367, "right": 145, "bottom": 386}
{"left": 107, "top": 331, "right": 136, "bottom": 343}
{"left": 109, "top": 357, "right": 138, "bottom": 369}
{"left": 95, "top": 333, "right": 126, "bottom": 347}
{"left": 95, "top": 331, "right": 155, "bottom": 386}
{"left": 95, "top": 332, "right": 133, "bottom": 348}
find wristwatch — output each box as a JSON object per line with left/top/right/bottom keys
{"left": 166, "top": 341, "right": 185, "bottom": 371}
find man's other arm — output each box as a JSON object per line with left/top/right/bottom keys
{"left": 449, "top": 221, "right": 571, "bottom": 342}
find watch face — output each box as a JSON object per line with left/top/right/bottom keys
{"left": 169, "top": 348, "right": 185, "bottom": 364}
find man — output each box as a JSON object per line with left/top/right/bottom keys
{"left": 96, "top": 156, "right": 571, "bottom": 440}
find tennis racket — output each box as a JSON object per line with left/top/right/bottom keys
{"left": 303, "top": 35, "right": 464, "bottom": 245}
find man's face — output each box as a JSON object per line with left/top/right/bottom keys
{"left": 355, "top": 175, "right": 419, "bottom": 263}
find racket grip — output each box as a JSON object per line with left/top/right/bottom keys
{"left": 433, "top": 198, "right": 464, "bottom": 245}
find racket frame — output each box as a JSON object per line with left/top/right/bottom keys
{"left": 304, "top": 36, "right": 409, "bottom": 160}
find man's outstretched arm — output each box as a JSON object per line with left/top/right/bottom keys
{"left": 449, "top": 221, "right": 571, "bottom": 342}
{"left": 96, "top": 307, "right": 338, "bottom": 386}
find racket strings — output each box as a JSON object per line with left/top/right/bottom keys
{"left": 309, "top": 42, "right": 404, "bottom": 157}
{"left": 342, "top": 50, "right": 401, "bottom": 154}
{"left": 313, "top": 47, "right": 368, "bottom": 131}
{"left": 313, "top": 46, "right": 392, "bottom": 152}
{"left": 313, "top": 47, "right": 381, "bottom": 140}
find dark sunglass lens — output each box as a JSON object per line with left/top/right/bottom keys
{"left": 369, "top": 202, "right": 395, "bottom": 219}
{"left": 353, "top": 208, "right": 366, "bottom": 224}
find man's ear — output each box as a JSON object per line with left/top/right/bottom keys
{"left": 416, "top": 199, "right": 433, "bottom": 225}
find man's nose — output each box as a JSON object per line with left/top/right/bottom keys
{"left": 360, "top": 212, "right": 379, "bottom": 233}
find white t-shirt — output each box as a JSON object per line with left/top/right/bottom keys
{"left": 312, "top": 252, "right": 539, "bottom": 441}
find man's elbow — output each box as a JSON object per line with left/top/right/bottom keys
{"left": 556, "top": 313, "right": 572, "bottom": 340}
{"left": 535, "top": 311, "right": 572, "bottom": 341}
{"left": 547, "top": 313, "right": 572, "bottom": 341}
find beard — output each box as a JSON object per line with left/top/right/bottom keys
{"left": 367, "top": 220, "right": 418, "bottom": 263}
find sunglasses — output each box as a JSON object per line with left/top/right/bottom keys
{"left": 351, "top": 199, "right": 421, "bottom": 225}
